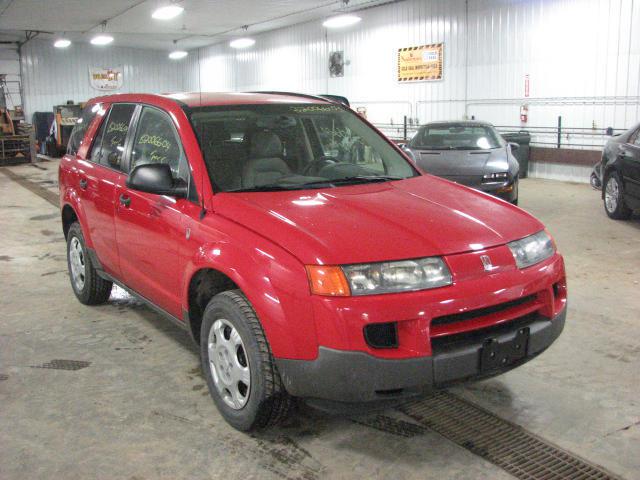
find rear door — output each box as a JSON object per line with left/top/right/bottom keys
{"left": 75, "top": 103, "right": 136, "bottom": 277}
{"left": 114, "top": 105, "right": 194, "bottom": 317}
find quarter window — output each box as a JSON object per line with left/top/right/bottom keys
{"left": 89, "top": 104, "right": 136, "bottom": 172}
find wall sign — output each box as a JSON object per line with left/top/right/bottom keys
{"left": 397, "top": 43, "right": 443, "bottom": 82}
{"left": 89, "top": 67, "right": 123, "bottom": 91}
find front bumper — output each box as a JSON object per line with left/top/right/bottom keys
{"left": 477, "top": 179, "right": 518, "bottom": 202}
{"left": 276, "top": 306, "right": 565, "bottom": 405}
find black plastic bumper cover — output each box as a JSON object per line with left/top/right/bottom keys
{"left": 275, "top": 307, "right": 566, "bottom": 404}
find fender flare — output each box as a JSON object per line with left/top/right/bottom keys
{"left": 61, "top": 187, "right": 94, "bottom": 248}
{"left": 182, "top": 241, "right": 318, "bottom": 361}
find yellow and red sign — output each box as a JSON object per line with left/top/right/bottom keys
{"left": 397, "top": 43, "right": 443, "bottom": 82}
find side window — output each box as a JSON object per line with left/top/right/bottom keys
{"left": 89, "top": 104, "right": 136, "bottom": 172}
{"left": 632, "top": 129, "right": 640, "bottom": 146}
{"left": 67, "top": 103, "right": 99, "bottom": 155}
{"left": 130, "top": 106, "right": 189, "bottom": 182}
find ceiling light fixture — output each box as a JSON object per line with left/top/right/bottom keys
{"left": 169, "top": 50, "right": 188, "bottom": 59}
{"left": 91, "top": 34, "right": 114, "bottom": 46}
{"left": 54, "top": 38, "right": 71, "bottom": 48}
{"left": 322, "top": 14, "right": 361, "bottom": 29}
{"left": 229, "top": 37, "right": 255, "bottom": 49}
{"left": 152, "top": 4, "right": 184, "bottom": 20}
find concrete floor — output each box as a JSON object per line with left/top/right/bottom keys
{"left": 1, "top": 160, "right": 638, "bottom": 480}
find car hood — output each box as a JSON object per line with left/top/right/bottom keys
{"left": 409, "top": 147, "right": 509, "bottom": 177}
{"left": 212, "top": 175, "right": 543, "bottom": 265}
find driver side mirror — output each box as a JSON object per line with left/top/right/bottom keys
{"left": 126, "top": 163, "right": 188, "bottom": 198}
{"left": 508, "top": 142, "right": 520, "bottom": 152}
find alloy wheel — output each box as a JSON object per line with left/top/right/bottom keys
{"left": 604, "top": 176, "right": 619, "bottom": 213}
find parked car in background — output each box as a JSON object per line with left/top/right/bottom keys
{"left": 601, "top": 122, "right": 640, "bottom": 219}
{"left": 403, "top": 121, "right": 520, "bottom": 204}
{"left": 59, "top": 92, "right": 566, "bottom": 431}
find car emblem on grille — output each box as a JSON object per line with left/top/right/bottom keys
{"left": 480, "top": 255, "right": 493, "bottom": 271}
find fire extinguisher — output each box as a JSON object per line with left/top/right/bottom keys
{"left": 520, "top": 104, "right": 529, "bottom": 123}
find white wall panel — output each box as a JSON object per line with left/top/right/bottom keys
{"left": 21, "top": 40, "right": 182, "bottom": 120}
{"left": 182, "top": 0, "right": 639, "bottom": 153}
{"left": 0, "top": 44, "right": 22, "bottom": 110}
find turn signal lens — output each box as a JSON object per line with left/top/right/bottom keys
{"left": 306, "top": 265, "right": 351, "bottom": 296}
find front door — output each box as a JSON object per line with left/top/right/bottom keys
{"left": 114, "top": 105, "right": 194, "bottom": 317}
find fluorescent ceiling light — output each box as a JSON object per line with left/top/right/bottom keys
{"left": 229, "top": 38, "right": 255, "bottom": 49}
{"left": 169, "top": 50, "right": 188, "bottom": 59}
{"left": 91, "top": 34, "right": 114, "bottom": 46}
{"left": 152, "top": 5, "right": 184, "bottom": 20}
{"left": 54, "top": 39, "right": 71, "bottom": 48}
{"left": 322, "top": 14, "right": 361, "bottom": 28}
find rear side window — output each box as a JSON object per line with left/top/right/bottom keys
{"left": 631, "top": 128, "right": 640, "bottom": 146}
{"left": 67, "top": 104, "right": 99, "bottom": 155}
{"left": 89, "top": 104, "right": 136, "bottom": 172}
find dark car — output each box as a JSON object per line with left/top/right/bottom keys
{"left": 602, "top": 122, "right": 640, "bottom": 219}
{"left": 403, "top": 121, "right": 520, "bottom": 204}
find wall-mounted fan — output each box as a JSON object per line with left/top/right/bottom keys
{"left": 329, "top": 51, "right": 344, "bottom": 77}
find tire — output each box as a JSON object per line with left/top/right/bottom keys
{"left": 200, "top": 290, "right": 293, "bottom": 431}
{"left": 603, "top": 171, "right": 632, "bottom": 220}
{"left": 66, "top": 222, "right": 113, "bottom": 304}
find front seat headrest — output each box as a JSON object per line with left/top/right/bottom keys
{"left": 250, "top": 131, "right": 282, "bottom": 158}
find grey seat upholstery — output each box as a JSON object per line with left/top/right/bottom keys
{"left": 242, "top": 131, "right": 291, "bottom": 187}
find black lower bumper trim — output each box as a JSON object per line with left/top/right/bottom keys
{"left": 275, "top": 307, "right": 565, "bottom": 405}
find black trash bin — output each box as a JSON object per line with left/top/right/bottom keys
{"left": 502, "top": 131, "right": 531, "bottom": 178}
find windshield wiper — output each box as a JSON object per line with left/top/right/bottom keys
{"left": 228, "top": 175, "right": 404, "bottom": 192}
{"left": 227, "top": 184, "right": 302, "bottom": 192}
{"left": 327, "top": 175, "right": 404, "bottom": 185}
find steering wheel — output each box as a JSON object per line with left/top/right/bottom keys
{"left": 302, "top": 156, "right": 337, "bottom": 176}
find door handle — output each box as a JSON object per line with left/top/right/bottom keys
{"left": 79, "top": 178, "right": 88, "bottom": 189}
{"left": 119, "top": 194, "right": 131, "bottom": 208}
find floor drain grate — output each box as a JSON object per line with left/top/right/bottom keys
{"left": 399, "top": 392, "right": 623, "bottom": 480}
{"left": 31, "top": 360, "right": 91, "bottom": 371}
{"left": 351, "top": 414, "right": 427, "bottom": 437}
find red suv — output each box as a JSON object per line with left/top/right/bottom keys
{"left": 59, "top": 92, "right": 567, "bottom": 431}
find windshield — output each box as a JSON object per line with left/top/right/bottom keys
{"left": 187, "top": 103, "right": 418, "bottom": 192}
{"left": 410, "top": 124, "right": 502, "bottom": 150}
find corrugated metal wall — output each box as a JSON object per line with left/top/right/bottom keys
{"left": 183, "top": 0, "right": 640, "bottom": 148}
{"left": 0, "top": 44, "right": 22, "bottom": 110}
{"left": 21, "top": 40, "right": 182, "bottom": 120}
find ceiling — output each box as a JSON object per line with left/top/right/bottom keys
{"left": 0, "top": 0, "right": 394, "bottom": 50}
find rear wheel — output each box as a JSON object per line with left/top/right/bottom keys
{"left": 66, "top": 223, "right": 113, "bottom": 304}
{"left": 603, "top": 172, "right": 632, "bottom": 219}
{"left": 201, "top": 290, "right": 293, "bottom": 431}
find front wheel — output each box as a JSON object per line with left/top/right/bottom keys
{"left": 603, "top": 172, "right": 632, "bottom": 219}
{"left": 201, "top": 290, "right": 293, "bottom": 431}
{"left": 66, "top": 222, "right": 113, "bottom": 305}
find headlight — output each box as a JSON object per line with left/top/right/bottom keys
{"left": 483, "top": 172, "right": 509, "bottom": 182}
{"left": 342, "top": 257, "right": 452, "bottom": 296}
{"left": 508, "top": 230, "right": 555, "bottom": 269}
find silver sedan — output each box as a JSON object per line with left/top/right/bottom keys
{"left": 403, "top": 121, "right": 520, "bottom": 204}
